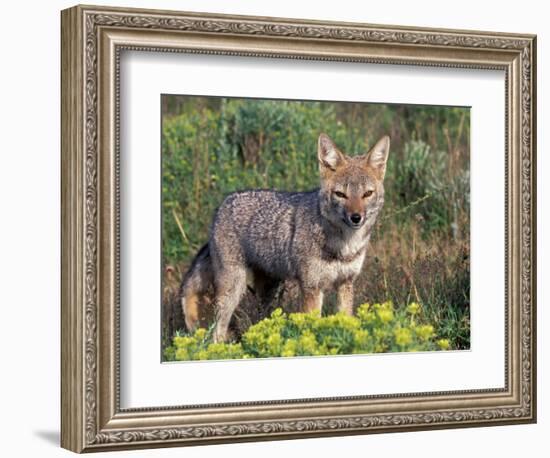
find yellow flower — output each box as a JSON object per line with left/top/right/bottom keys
{"left": 406, "top": 302, "right": 421, "bottom": 315}
{"left": 394, "top": 327, "right": 413, "bottom": 347}
{"left": 332, "top": 312, "right": 361, "bottom": 330}
{"left": 358, "top": 302, "right": 383, "bottom": 324}
{"left": 289, "top": 313, "right": 307, "bottom": 329}
{"left": 378, "top": 300, "right": 394, "bottom": 311}
{"left": 194, "top": 328, "right": 207, "bottom": 340}
{"left": 353, "top": 329, "right": 370, "bottom": 347}
{"left": 207, "top": 343, "right": 224, "bottom": 353}
{"left": 281, "top": 339, "right": 298, "bottom": 357}
{"left": 196, "top": 350, "right": 209, "bottom": 360}
{"left": 377, "top": 308, "right": 394, "bottom": 323}
{"left": 173, "top": 336, "right": 194, "bottom": 348}
{"left": 358, "top": 303, "right": 371, "bottom": 313}
{"left": 437, "top": 339, "right": 451, "bottom": 350}
{"left": 267, "top": 334, "right": 281, "bottom": 347}
{"left": 308, "top": 309, "right": 321, "bottom": 318}
{"left": 175, "top": 348, "right": 189, "bottom": 361}
{"left": 416, "top": 325, "right": 434, "bottom": 341}
{"left": 298, "top": 331, "right": 318, "bottom": 354}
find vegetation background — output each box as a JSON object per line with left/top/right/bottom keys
{"left": 161, "top": 95, "right": 470, "bottom": 355}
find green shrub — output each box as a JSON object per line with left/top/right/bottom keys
{"left": 163, "top": 301, "right": 451, "bottom": 362}
{"left": 384, "top": 139, "right": 469, "bottom": 236}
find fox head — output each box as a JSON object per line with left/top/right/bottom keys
{"left": 317, "top": 132, "right": 390, "bottom": 231}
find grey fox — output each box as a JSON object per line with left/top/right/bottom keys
{"left": 180, "top": 133, "right": 390, "bottom": 342}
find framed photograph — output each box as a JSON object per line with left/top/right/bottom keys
{"left": 61, "top": 4, "right": 537, "bottom": 453}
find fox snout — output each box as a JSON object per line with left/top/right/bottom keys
{"left": 343, "top": 201, "right": 366, "bottom": 228}
{"left": 336, "top": 194, "right": 366, "bottom": 227}
{"left": 348, "top": 211, "right": 363, "bottom": 227}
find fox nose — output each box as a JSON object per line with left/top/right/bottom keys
{"left": 350, "top": 213, "right": 362, "bottom": 225}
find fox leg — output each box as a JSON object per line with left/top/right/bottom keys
{"left": 302, "top": 288, "right": 324, "bottom": 313}
{"left": 337, "top": 281, "right": 354, "bottom": 315}
{"left": 212, "top": 267, "right": 247, "bottom": 342}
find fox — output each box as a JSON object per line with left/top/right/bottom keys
{"left": 179, "top": 132, "right": 390, "bottom": 342}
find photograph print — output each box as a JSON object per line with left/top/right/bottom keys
{"left": 161, "top": 95, "right": 470, "bottom": 362}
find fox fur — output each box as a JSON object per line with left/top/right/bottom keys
{"left": 179, "top": 133, "right": 390, "bottom": 342}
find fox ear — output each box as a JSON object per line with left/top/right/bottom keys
{"left": 365, "top": 135, "right": 390, "bottom": 179}
{"left": 318, "top": 133, "right": 345, "bottom": 172}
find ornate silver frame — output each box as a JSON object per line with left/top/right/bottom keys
{"left": 61, "top": 4, "right": 537, "bottom": 453}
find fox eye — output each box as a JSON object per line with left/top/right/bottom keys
{"left": 334, "top": 191, "right": 347, "bottom": 199}
{"left": 363, "top": 190, "right": 374, "bottom": 198}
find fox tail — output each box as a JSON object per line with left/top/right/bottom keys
{"left": 179, "top": 243, "right": 213, "bottom": 332}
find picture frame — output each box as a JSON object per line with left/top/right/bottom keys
{"left": 61, "top": 4, "right": 537, "bottom": 453}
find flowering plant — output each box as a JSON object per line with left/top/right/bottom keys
{"left": 164, "top": 301, "right": 451, "bottom": 362}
